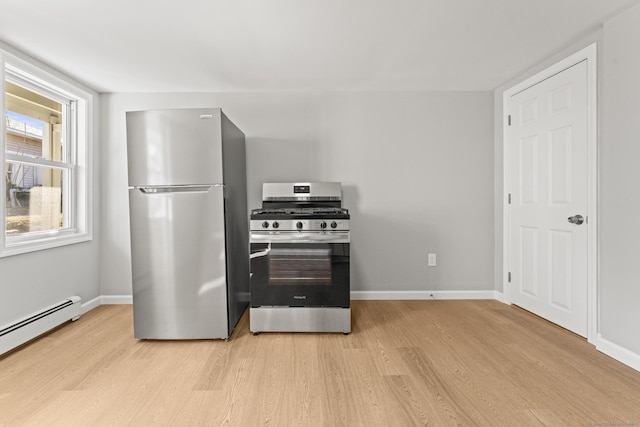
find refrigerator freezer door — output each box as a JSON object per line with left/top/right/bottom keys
{"left": 126, "top": 108, "right": 224, "bottom": 187}
{"left": 129, "top": 185, "right": 229, "bottom": 339}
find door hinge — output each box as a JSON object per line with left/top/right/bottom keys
{"left": 508, "top": 272, "right": 512, "bottom": 283}
{"left": 508, "top": 115, "right": 512, "bottom": 126}
{"left": 508, "top": 193, "right": 512, "bottom": 204}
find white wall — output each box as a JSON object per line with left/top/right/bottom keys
{"left": 0, "top": 242, "right": 100, "bottom": 325}
{"left": 600, "top": 3, "right": 640, "bottom": 356}
{"left": 0, "top": 46, "right": 100, "bottom": 326}
{"left": 100, "top": 91, "right": 494, "bottom": 297}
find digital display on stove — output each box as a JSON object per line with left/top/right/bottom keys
{"left": 293, "top": 185, "right": 310, "bottom": 194}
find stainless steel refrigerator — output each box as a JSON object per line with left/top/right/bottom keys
{"left": 126, "top": 108, "right": 249, "bottom": 339}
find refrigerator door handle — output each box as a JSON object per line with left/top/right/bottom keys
{"left": 138, "top": 185, "right": 216, "bottom": 194}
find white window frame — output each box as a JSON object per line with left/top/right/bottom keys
{"left": 0, "top": 48, "right": 93, "bottom": 257}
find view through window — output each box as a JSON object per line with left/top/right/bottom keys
{"left": 5, "top": 80, "right": 68, "bottom": 235}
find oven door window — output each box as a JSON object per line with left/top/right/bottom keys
{"left": 269, "top": 248, "right": 331, "bottom": 286}
{"left": 250, "top": 242, "right": 350, "bottom": 307}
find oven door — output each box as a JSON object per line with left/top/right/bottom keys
{"left": 250, "top": 241, "right": 350, "bottom": 307}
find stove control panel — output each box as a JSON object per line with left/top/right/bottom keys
{"left": 251, "top": 219, "right": 349, "bottom": 232}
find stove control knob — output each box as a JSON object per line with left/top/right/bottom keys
{"left": 262, "top": 221, "right": 269, "bottom": 229}
{"left": 272, "top": 221, "right": 280, "bottom": 229}
{"left": 331, "top": 221, "right": 338, "bottom": 229}
{"left": 320, "top": 221, "right": 327, "bottom": 229}
{"left": 296, "top": 221, "right": 303, "bottom": 230}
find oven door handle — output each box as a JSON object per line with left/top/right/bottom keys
{"left": 250, "top": 245, "right": 271, "bottom": 259}
{"left": 250, "top": 232, "right": 350, "bottom": 243}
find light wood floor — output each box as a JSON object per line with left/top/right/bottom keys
{"left": 1, "top": 300, "right": 639, "bottom": 426}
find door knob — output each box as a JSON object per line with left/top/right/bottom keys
{"left": 567, "top": 214, "right": 584, "bottom": 225}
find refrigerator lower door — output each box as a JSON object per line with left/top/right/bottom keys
{"left": 129, "top": 184, "right": 229, "bottom": 339}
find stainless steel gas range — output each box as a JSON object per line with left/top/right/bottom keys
{"left": 249, "top": 182, "right": 351, "bottom": 334}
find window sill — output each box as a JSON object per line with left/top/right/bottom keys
{"left": 0, "top": 232, "right": 93, "bottom": 258}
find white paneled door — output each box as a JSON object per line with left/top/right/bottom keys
{"left": 508, "top": 60, "right": 588, "bottom": 337}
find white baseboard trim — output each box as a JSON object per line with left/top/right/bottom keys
{"left": 81, "top": 295, "right": 132, "bottom": 314}
{"left": 350, "top": 290, "right": 500, "bottom": 300}
{"left": 101, "top": 295, "right": 133, "bottom": 305}
{"left": 494, "top": 291, "right": 507, "bottom": 304}
{"left": 594, "top": 335, "right": 640, "bottom": 373}
{"left": 89, "top": 291, "right": 500, "bottom": 305}
{"left": 81, "top": 296, "right": 101, "bottom": 314}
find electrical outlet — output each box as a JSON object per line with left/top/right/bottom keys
{"left": 428, "top": 253, "right": 437, "bottom": 267}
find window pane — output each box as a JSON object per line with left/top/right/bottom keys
{"left": 5, "top": 81, "right": 65, "bottom": 162}
{"left": 6, "top": 162, "right": 65, "bottom": 235}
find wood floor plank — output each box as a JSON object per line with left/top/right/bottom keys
{"left": 1, "top": 301, "right": 640, "bottom": 426}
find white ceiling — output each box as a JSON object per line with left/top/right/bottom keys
{"left": 1, "top": 0, "right": 639, "bottom": 93}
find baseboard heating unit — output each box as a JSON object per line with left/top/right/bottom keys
{"left": 0, "top": 296, "right": 81, "bottom": 356}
